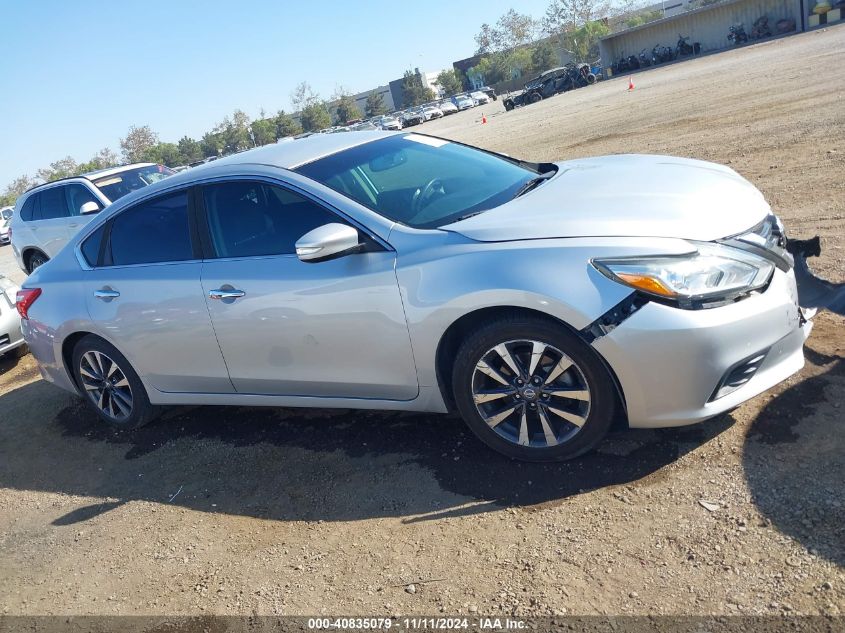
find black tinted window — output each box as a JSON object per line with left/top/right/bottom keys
{"left": 202, "top": 182, "right": 340, "bottom": 258}
{"left": 80, "top": 224, "right": 106, "bottom": 267}
{"left": 109, "top": 191, "right": 193, "bottom": 266}
{"left": 38, "top": 186, "right": 71, "bottom": 220}
{"left": 19, "top": 195, "right": 37, "bottom": 221}
{"left": 64, "top": 184, "right": 100, "bottom": 217}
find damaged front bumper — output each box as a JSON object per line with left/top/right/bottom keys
{"left": 788, "top": 236, "right": 845, "bottom": 317}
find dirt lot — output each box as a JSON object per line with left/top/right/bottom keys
{"left": 1, "top": 26, "right": 843, "bottom": 619}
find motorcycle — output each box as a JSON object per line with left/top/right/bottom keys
{"left": 639, "top": 48, "right": 653, "bottom": 67}
{"left": 728, "top": 23, "right": 748, "bottom": 45}
{"left": 750, "top": 15, "right": 772, "bottom": 38}
{"left": 652, "top": 45, "right": 674, "bottom": 64}
{"left": 676, "top": 34, "right": 701, "bottom": 56}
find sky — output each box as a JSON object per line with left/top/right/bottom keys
{"left": 0, "top": 0, "right": 552, "bottom": 188}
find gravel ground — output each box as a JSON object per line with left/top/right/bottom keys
{"left": 0, "top": 26, "right": 843, "bottom": 619}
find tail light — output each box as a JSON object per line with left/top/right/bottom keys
{"left": 16, "top": 288, "right": 41, "bottom": 319}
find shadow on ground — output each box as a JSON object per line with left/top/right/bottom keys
{"left": 743, "top": 337, "right": 845, "bottom": 567}
{"left": 0, "top": 377, "right": 733, "bottom": 525}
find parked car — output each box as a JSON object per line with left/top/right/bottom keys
{"left": 0, "top": 216, "right": 10, "bottom": 245}
{"left": 401, "top": 110, "right": 425, "bottom": 127}
{"left": 10, "top": 163, "right": 175, "bottom": 273}
{"left": 437, "top": 100, "right": 459, "bottom": 115}
{"left": 375, "top": 115, "right": 403, "bottom": 131}
{"left": 1, "top": 206, "right": 12, "bottom": 222}
{"left": 452, "top": 94, "right": 475, "bottom": 110}
{"left": 0, "top": 276, "right": 26, "bottom": 359}
{"left": 20, "top": 131, "right": 819, "bottom": 462}
{"left": 421, "top": 105, "right": 444, "bottom": 120}
{"left": 478, "top": 86, "right": 498, "bottom": 101}
{"left": 470, "top": 90, "right": 491, "bottom": 105}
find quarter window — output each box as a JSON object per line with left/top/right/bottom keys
{"left": 19, "top": 195, "right": 37, "bottom": 221}
{"left": 37, "top": 186, "right": 71, "bottom": 220}
{"left": 80, "top": 224, "right": 107, "bottom": 267}
{"left": 202, "top": 181, "right": 341, "bottom": 258}
{"left": 108, "top": 191, "right": 193, "bottom": 266}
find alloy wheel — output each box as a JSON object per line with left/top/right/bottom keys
{"left": 471, "top": 339, "right": 592, "bottom": 448}
{"left": 78, "top": 350, "right": 134, "bottom": 421}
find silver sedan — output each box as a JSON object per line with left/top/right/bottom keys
{"left": 19, "top": 131, "right": 815, "bottom": 461}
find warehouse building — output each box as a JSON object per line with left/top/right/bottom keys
{"left": 598, "top": 0, "right": 839, "bottom": 74}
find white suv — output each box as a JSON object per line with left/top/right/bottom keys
{"left": 11, "top": 163, "right": 174, "bottom": 273}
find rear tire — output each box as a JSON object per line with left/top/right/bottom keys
{"left": 27, "top": 252, "right": 49, "bottom": 273}
{"left": 451, "top": 315, "right": 617, "bottom": 462}
{"left": 71, "top": 335, "right": 159, "bottom": 430}
{"left": 527, "top": 92, "right": 542, "bottom": 104}
{"left": 586, "top": 73, "right": 597, "bottom": 84}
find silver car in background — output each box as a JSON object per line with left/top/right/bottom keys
{"left": 19, "top": 132, "right": 815, "bottom": 461}
{"left": 10, "top": 163, "right": 175, "bottom": 273}
{"left": 1, "top": 276, "right": 26, "bottom": 359}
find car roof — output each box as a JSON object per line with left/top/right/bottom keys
{"left": 20, "top": 162, "right": 158, "bottom": 197}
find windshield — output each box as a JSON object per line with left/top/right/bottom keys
{"left": 1, "top": 208, "right": 11, "bottom": 221}
{"left": 92, "top": 165, "right": 175, "bottom": 202}
{"left": 295, "top": 134, "right": 541, "bottom": 229}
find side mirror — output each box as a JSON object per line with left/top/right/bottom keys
{"left": 295, "top": 223, "right": 360, "bottom": 263}
{"left": 80, "top": 201, "right": 101, "bottom": 215}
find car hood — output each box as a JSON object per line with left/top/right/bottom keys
{"left": 446, "top": 154, "right": 771, "bottom": 242}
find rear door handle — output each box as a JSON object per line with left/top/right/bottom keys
{"left": 209, "top": 288, "right": 245, "bottom": 300}
{"left": 94, "top": 288, "right": 120, "bottom": 301}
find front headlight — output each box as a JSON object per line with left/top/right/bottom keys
{"left": 592, "top": 242, "right": 775, "bottom": 308}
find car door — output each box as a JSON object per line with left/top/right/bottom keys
{"left": 30, "top": 186, "right": 72, "bottom": 258}
{"left": 82, "top": 188, "right": 233, "bottom": 394}
{"left": 198, "top": 179, "right": 419, "bottom": 400}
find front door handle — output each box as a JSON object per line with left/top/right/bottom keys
{"left": 209, "top": 288, "right": 245, "bottom": 300}
{"left": 94, "top": 288, "right": 120, "bottom": 301}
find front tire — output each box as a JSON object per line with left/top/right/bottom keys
{"left": 452, "top": 316, "right": 617, "bottom": 461}
{"left": 71, "top": 335, "right": 159, "bottom": 430}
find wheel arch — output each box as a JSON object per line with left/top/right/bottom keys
{"left": 61, "top": 331, "right": 97, "bottom": 393}
{"left": 433, "top": 306, "right": 628, "bottom": 419}
{"left": 22, "top": 247, "right": 49, "bottom": 272}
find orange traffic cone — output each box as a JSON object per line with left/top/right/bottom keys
{"left": 481, "top": 113, "right": 487, "bottom": 124}
{"left": 628, "top": 76, "right": 635, "bottom": 91}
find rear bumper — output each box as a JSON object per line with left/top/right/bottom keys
{"left": 594, "top": 268, "right": 811, "bottom": 428}
{"left": 1, "top": 314, "right": 25, "bottom": 356}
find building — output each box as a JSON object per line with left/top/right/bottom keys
{"left": 599, "top": 0, "right": 838, "bottom": 73}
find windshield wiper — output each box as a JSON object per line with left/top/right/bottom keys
{"left": 512, "top": 170, "right": 556, "bottom": 199}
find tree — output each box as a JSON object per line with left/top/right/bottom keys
{"left": 364, "top": 91, "right": 388, "bottom": 117}
{"left": 543, "top": 0, "right": 608, "bottom": 34}
{"left": 120, "top": 125, "right": 159, "bottom": 163}
{"left": 474, "top": 8, "right": 538, "bottom": 53}
{"left": 334, "top": 93, "right": 361, "bottom": 125}
{"left": 0, "top": 175, "right": 38, "bottom": 207}
{"left": 300, "top": 102, "right": 331, "bottom": 132}
{"left": 36, "top": 157, "right": 79, "bottom": 183}
{"left": 435, "top": 69, "right": 463, "bottom": 96}
{"left": 401, "top": 70, "right": 435, "bottom": 107}
{"left": 251, "top": 118, "right": 277, "bottom": 145}
{"left": 141, "top": 142, "right": 182, "bottom": 166}
{"left": 625, "top": 9, "right": 662, "bottom": 28}
{"left": 290, "top": 81, "right": 320, "bottom": 111}
{"left": 530, "top": 40, "right": 559, "bottom": 73}
{"left": 275, "top": 110, "right": 302, "bottom": 138}
{"left": 200, "top": 132, "right": 224, "bottom": 157}
{"left": 562, "top": 19, "right": 610, "bottom": 61}
{"left": 177, "top": 136, "right": 203, "bottom": 164}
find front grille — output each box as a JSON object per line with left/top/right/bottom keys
{"left": 709, "top": 348, "right": 770, "bottom": 401}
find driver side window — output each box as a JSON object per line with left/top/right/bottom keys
{"left": 201, "top": 181, "right": 343, "bottom": 259}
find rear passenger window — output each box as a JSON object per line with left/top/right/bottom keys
{"left": 19, "top": 195, "right": 37, "bottom": 221}
{"left": 80, "top": 224, "right": 106, "bottom": 267}
{"left": 38, "top": 186, "right": 71, "bottom": 220}
{"left": 202, "top": 181, "right": 341, "bottom": 258}
{"left": 108, "top": 191, "right": 193, "bottom": 266}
